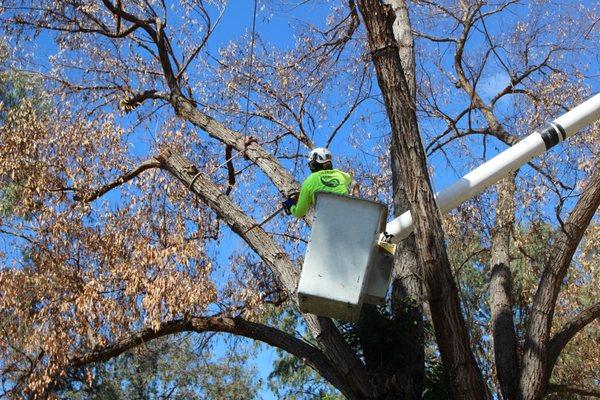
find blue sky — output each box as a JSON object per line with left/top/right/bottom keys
{"left": 2, "top": 0, "right": 600, "bottom": 398}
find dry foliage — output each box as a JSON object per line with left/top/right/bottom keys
{"left": 0, "top": 0, "right": 598, "bottom": 399}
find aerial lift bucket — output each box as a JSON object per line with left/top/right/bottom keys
{"left": 297, "top": 192, "right": 395, "bottom": 322}
{"left": 302, "top": 94, "right": 600, "bottom": 320}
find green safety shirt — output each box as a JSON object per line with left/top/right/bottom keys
{"left": 291, "top": 169, "right": 351, "bottom": 218}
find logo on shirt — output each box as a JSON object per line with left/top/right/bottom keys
{"left": 320, "top": 176, "right": 340, "bottom": 188}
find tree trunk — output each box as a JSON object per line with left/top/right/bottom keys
{"left": 489, "top": 174, "right": 520, "bottom": 400}
{"left": 356, "top": 1, "right": 490, "bottom": 398}
{"left": 390, "top": 133, "right": 424, "bottom": 399}
{"left": 388, "top": 1, "right": 424, "bottom": 397}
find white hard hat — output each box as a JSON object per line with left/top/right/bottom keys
{"left": 308, "top": 147, "right": 332, "bottom": 164}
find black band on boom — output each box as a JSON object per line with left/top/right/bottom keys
{"left": 540, "top": 124, "right": 563, "bottom": 149}
{"left": 554, "top": 122, "right": 567, "bottom": 141}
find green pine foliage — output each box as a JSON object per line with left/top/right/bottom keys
{"left": 0, "top": 41, "right": 51, "bottom": 216}
{"left": 0, "top": 42, "right": 50, "bottom": 120}
{"left": 58, "top": 334, "right": 261, "bottom": 400}
{"left": 264, "top": 308, "right": 344, "bottom": 400}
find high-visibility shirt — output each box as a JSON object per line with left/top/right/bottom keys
{"left": 291, "top": 169, "right": 351, "bottom": 218}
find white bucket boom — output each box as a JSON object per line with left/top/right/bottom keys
{"left": 383, "top": 92, "right": 600, "bottom": 244}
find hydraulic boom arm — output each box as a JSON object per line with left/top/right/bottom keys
{"left": 384, "top": 93, "right": 600, "bottom": 244}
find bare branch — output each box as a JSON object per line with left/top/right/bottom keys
{"left": 413, "top": 31, "right": 457, "bottom": 43}
{"left": 547, "top": 383, "right": 600, "bottom": 398}
{"left": 100, "top": 0, "right": 154, "bottom": 26}
{"left": 156, "top": 148, "right": 374, "bottom": 399}
{"left": 547, "top": 301, "right": 600, "bottom": 374}
{"left": 491, "top": 49, "right": 557, "bottom": 108}
{"left": 73, "top": 158, "right": 162, "bottom": 202}
{"left": 326, "top": 63, "right": 370, "bottom": 147}
{"left": 69, "top": 316, "right": 352, "bottom": 398}
{"left": 119, "top": 89, "right": 168, "bottom": 112}
{"left": 413, "top": 0, "right": 461, "bottom": 22}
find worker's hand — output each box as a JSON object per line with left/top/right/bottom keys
{"left": 282, "top": 193, "right": 299, "bottom": 215}
{"left": 282, "top": 198, "right": 294, "bottom": 215}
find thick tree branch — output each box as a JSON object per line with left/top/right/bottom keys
{"left": 547, "top": 383, "right": 600, "bottom": 398}
{"left": 169, "top": 95, "right": 301, "bottom": 198}
{"left": 73, "top": 158, "right": 162, "bottom": 202}
{"left": 119, "top": 89, "right": 168, "bottom": 112}
{"left": 521, "top": 161, "right": 600, "bottom": 399}
{"left": 69, "top": 316, "right": 351, "bottom": 396}
{"left": 547, "top": 301, "right": 600, "bottom": 374}
{"left": 156, "top": 148, "right": 374, "bottom": 399}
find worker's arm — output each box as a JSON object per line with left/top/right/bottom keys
{"left": 341, "top": 170, "right": 352, "bottom": 186}
{"left": 291, "top": 175, "right": 315, "bottom": 218}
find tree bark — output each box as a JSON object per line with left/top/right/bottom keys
{"left": 388, "top": 1, "right": 424, "bottom": 397}
{"left": 390, "top": 132, "right": 424, "bottom": 399}
{"left": 356, "top": 1, "right": 489, "bottom": 398}
{"left": 489, "top": 174, "right": 520, "bottom": 400}
{"left": 520, "top": 162, "right": 600, "bottom": 400}
{"left": 388, "top": 0, "right": 416, "bottom": 100}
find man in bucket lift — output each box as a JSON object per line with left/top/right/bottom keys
{"left": 282, "top": 148, "right": 352, "bottom": 218}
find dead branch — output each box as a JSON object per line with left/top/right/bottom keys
{"left": 156, "top": 148, "right": 374, "bottom": 399}
{"left": 68, "top": 316, "right": 351, "bottom": 399}
{"left": 547, "top": 301, "right": 600, "bottom": 374}
{"left": 73, "top": 158, "right": 162, "bottom": 202}
{"left": 224, "top": 145, "right": 236, "bottom": 195}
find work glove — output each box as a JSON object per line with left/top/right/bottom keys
{"left": 282, "top": 192, "right": 299, "bottom": 215}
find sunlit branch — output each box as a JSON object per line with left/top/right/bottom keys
{"left": 68, "top": 316, "right": 351, "bottom": 398}
{"left": 73, "top": 158, "right": 162, "bottom": 203}
{"left": 547, "top": 301, "right": 600, "bottom": 373}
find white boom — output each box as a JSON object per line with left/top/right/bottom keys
{"left": 384, "top": 93, "right": 600, "bottom": 244}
